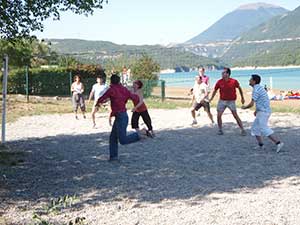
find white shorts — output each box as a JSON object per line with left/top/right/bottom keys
{"left": 251, "top": 111, "right": 274, "bottom": 137}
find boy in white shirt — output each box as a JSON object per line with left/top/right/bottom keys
{"left": 88, "top": 76, "right": 108, "bottom": 127}
{"left": 191, "top": 76, "right": 214, "bottom": 125}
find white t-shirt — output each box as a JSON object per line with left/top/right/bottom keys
{"left": 193, "top": 82, "right": 209, "bottom": 103}
{"left": 92, "top": 83, "right": 108, "bottom": 102}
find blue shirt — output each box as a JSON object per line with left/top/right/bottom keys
{"left": 252, "top": 84, "right": 271, "bottom": 113}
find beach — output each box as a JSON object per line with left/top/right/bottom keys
{"left": 1, "top": 108, "right": 300, "bottom": 224}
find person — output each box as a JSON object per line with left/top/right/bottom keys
{"left": 131, "top": 80, "right": 154, "bottom": 137}
{"left": 88, "top": 76, "right": 108, "bottom": 128}
{"left": 121, "top": 66, "right": 129, "bottom": 85}
{"left": 71, "top": 75, "right": 86, "bottom": 119}
{"left": 96, "top": 74, "right": 147, "bottom": 161}
{"left": 242, "top": 74, "right": 284, "bottom": 152}
{"left": 198, "top": 66, "right": 209, "bottom": 85}
{"left": 191, "top": 76, "right": 214, "bottom": 125}
{"left": 209, "top": 67, "right": 246, "bottom": 135}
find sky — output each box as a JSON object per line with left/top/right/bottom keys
{"left": 34, "top": 0, "right": 300, "bottom": 46}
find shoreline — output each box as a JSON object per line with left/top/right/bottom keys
{"left": 231, "top": 65, "right": 300, "bottom": 71}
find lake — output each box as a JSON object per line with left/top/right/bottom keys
{"left": 159, "top": 68, "right": 300, "bottom": 90}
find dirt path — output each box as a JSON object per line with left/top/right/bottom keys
{"left": 1, "top": 109, "right": 300, "bottom": 225}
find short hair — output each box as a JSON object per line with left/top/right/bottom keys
{"left": 224, "top": 67, "right": 231, "bottom": 75}
{"left": 251, "top": 74, "right": 261, "bottom": 84}
{"left": 198, "top": 66, "right": 205, "bottom": 71}
{"left": 134, "top": 80, "right": 143, "bottom": 89}
{"left": 110, "top": 74, "right": 120, "bottom": 84}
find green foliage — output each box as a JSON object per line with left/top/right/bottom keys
{"left": 131, "top": 55, "right": 160, "bottom": 80}
{"left": 2, "top": 65, "right": 106, "bottom": 96}
{"left": 0, "top": 38, "right": 54, "bottom": 68}
{"left": 0, "top": 1, "right": 108, "bottom": 39}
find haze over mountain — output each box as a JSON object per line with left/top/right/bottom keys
{"left": 186, "top": 2, "right": 288, "bottom": 44}
{"left": 222, "top": 5, "right": 300, "bottom": 66}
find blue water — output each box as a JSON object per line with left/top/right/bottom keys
{"left": 159, "top": 68, "right": 300, "bottom": 90}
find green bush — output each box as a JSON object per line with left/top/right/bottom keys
{"left": 1, "top": 65, "right": 107, "bottom": 96}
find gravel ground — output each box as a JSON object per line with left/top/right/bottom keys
{"left": 1, "top": 108, "right": 300, "bottom": 225}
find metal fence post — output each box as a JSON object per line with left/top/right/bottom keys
{"left": 69, "top": 71, "right": 72, "bottom": 97}
{"left": 25, "top": 65, "right": 29, "bottom": 103}
{"left": 2, "top": 55, "right": 8, "bottom": 144}
{"left": 161, "top": 80, "right": 165, "bottom": 101}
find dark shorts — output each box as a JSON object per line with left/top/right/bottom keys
{"left": 193, "top": 101, "right": 210, "bottom": 111}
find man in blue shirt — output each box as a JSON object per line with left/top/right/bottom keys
{"left": 242, "top": 74, "right": 284, "bottom": 153}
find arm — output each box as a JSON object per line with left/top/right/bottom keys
{"left": 200, "top": 86, "right": 209, "bottom": 102}
{"left": 209, "top": 89, "right": 217, "bottom": 102}
{"left": 96, "top": 88, "right": 111, "bottom": 106}
{"left": 80, "top": 83, "right": 85, "bottom": 94}
{"left": 238, "top": 85, "right": 245, "bottom": 104}
{"left": 241, "top": 99, "right": 254, "bottom": 109}
{"left": 132, "top": 90, "right": 144, "bottom": 112}
{"left": 88, "top": 90, "right": 95, "bottom": 104}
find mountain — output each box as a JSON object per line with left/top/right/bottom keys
{"left": 186, "top": 3, "right": 288, "bottom": 44}
{"left": 221, "top": 5, "right": 300, "bottom": 66}
{"left": 48, "top": 39, "right": 226, "bottom": 70}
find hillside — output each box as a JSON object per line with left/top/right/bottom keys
{"left": 186, "top": 3, "right": 288, "bottom": 44}
{"left": 222, "top": 6, "right": 300, "bottom": 66}
{"left": 48, "top": 39, "right": 226, "bottom": 70}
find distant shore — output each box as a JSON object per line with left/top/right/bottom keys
{"left": 231, "top": 65, "right": 300, "bottom": 71}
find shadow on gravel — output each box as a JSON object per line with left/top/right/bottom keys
{"left": 1, "top": 122, "right": 300, "bottom": 208}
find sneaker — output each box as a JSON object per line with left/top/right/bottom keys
{"left": 108, "top": 157, "right": 120, "bottom": 162}
{"left": 241, "top": 130, "right": 247, "bottom": 136}
{"left": 146, "top": 130, "right": 154, "bottom": 138}
{"left": 254, "top": 145, "right": 266, "bottom": 150}
{"left": 75, "top": 115, "right": 79, "bottom": 120}
{"left": 93, "top": 123, "right": 96, "bottom": 128}
{"left": 217, "top": 130, "right": 224, "bottom": 135}
{"left": 83, "top": 115, "right": 86, "bottom": 119}
{"left": 191, "top": 120, "right": 197, "bottom": 126}
{"left": 276, "top": 142, "right": 284, "bottom": 153}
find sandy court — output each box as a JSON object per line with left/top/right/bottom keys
{"left": 1, "top": 108, "right": 300, "bottom": 224}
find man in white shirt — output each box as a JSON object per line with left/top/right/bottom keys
{"left": 191, "top": 76, "right": 214, "bottom": 125}
{"left": 242, "top": 74, "right": 284, "bottom": 152}
{"left": 88, "top": 76, "right": 108, "bottom": 127}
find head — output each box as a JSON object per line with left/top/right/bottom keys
{"left": 222, "top": 67, "right": 231, "bottom": 79}
{"left": 196, "top": 76, "right": 202, "bottom": 84}
{"left": 110, "top": 74, "right": 120, "bottom": 85}
{"left": 249, "top": 74, "right": 261, "bottom": 87}
{"left": 96, "top": 76, "right": 105, "bottom": 84}
{"left": 133, "top": 80, "right": 143, "bottom": 90}
{"left": 74, "top": 75, "right": 81, "bottom": 82}
{"left": 198, "top": 67, "right": 205, "bottom": 76}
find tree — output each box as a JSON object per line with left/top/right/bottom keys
{"left": 131, "top": 55, "right": 160, "bottom": 80}
{"left": 0, "top": 0, "right": 108, "bottom": 39}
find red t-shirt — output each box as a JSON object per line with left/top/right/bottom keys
{"left": 214, "top": 78, "right": 240, "bottom": 100}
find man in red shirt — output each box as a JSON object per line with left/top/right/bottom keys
{"left": 209, "top": 67, "right": 246, "bottom": 135}
{"left": 96, "top": 74, "right": 142, "bottom": 161}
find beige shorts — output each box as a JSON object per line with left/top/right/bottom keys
{"left": 217, "top": 100, "right": 236, "bottom": 112}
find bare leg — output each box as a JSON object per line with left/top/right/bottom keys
{"left": 191, "top": 109, "right": 196, "bottom": 120}
{"left": 205, "top": 108, "right": 214, "bottom": 124}
{"left": 231, "top": 110, "right": 244, "bottom": 131}
{"left": 255, "top": 135, "right": 264, "bottom": 145}
{"left": 217, "top": 110, "right": 224, "bottom": 131}
{"left": 268, "top": 134, "right": 280, "bottom": 144}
